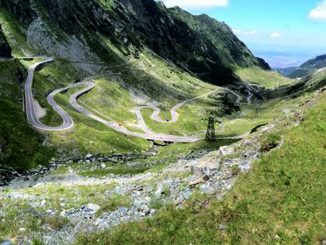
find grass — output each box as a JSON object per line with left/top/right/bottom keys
{"left": 0, "top": 8, "right": 32, "bottom": 56}
{"left": 75, "top": 91, "right": 326, "bottom": 245}
{"left": 141, "top": 103, "right": 209, "bottom": 137}
{"left": 236, "top": 66, "right": 295, "bottom": 89}
{"left": 49, "top": 89, "right": 150, "bottom": 154}
{"left": 78, "top": 77, "right": 141, "bottom": 132}
{"left": 260, "top": 132, "right": 282, "bottom": 152}
{"left": 22, "top": 182, "right": 118, "bottom": 210}
{"left": 97, "top": 194, "right": 132, "bottom": 215}
{"left": 79, "top": 165, "right": 150, "bottom": 177}
{"left": 0, "top": 60, "right": 53, "bottom": 172}
{"left": 218, "top": 92, "right": 313, "bottom": 137}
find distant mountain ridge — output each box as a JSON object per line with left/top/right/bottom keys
{"left": 301, "top": 54, "right": 326, "bottom": 69}
{"left": 278, "top": 53, "right": 326, "bottom": 78}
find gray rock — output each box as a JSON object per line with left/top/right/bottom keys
{"left": 177, "top": 188, "right": 192, "bottom": 202}
{"left": 218, "top": 224, "right": 227, "bottom": 231}
{"left": 239, "top": 160, "right": 251, "bottom": 172}
{"left": 85, "top": 203, "right": 101, "bottom": 214}
{"left": 200, "top": 183, "right": 215, "bottom": 194}
{"left": 219, "top": 146, "right": 234, "bottom": 156}
{"left": 154, "top": 184, "right": 163, "bottom": 198}
{"left": 85, "top": 154, "right": 93, "bottom": 159}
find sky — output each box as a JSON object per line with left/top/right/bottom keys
{"left": 161, "top": 0, "right": 326, "bottom": 68}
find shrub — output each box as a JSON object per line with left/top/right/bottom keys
{"left": 260, "top": 133, "right": 281, "bottom": 152}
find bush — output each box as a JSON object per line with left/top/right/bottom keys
{"left": 260, "top": 133, "right": 281, "bottom": 152}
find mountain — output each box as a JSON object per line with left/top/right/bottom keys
{"left": 0, "top": 0, "right": 273, "bottom": 174}
{"left": 301, "top": 54, "right": 326, "bottom": 69}
{"left": 278, "top": 53, "right": 326, "bottom": 78}
{"left": 277, "top": 66, "right": 313, "bottom": 78}
{"left": 0, "top": 0, "right": 268, "bottom": 85}
{"left": 0, "top": 0, "right": 323, "bottom": 176}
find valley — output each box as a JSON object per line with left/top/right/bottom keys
{"left": 0, "top": 0, "right": 325, "bottom": 244}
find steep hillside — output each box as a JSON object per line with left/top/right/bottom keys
{"left": 0, "top": 25, "right": 11, "bottom": 58}
{"left": 0, "top": 0, "right": 267, "bottom": 85}
{"left": 78, "top": 88, "right": 326, "bottom": 245}
{"left": 0, "top": 0, "right": 273, "bottom": 167}
{"left": 169, "top": 7, "right": 270, "bottom": 70}
{"left": 0, "top": 59, "right": 52, "bottom": 181}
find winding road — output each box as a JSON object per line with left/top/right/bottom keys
{"left": 134, "top": 88, "right": 220, "bottom": 124}
{"left": 25, "top": 58, "right": 74, "bottom": 131}
{"left": 69, "top": 81, "right": 202, "bottom": 143}
{"left": 24, "top": 57, "right": 248, "bottom": 142}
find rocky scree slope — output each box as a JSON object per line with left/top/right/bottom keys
{"left": 1, "top": 0, "right": 268, "bottom": 85}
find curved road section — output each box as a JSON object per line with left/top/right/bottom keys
{"left": 70, "top": 81, "right": 200, "bottom": 143}
{"left": 25, "top": 58, "right": 74, "bottom": 131}
{"left": 134, "top": 88, "right": 220, "bottom": 124}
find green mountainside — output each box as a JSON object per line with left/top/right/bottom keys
{"left": 0, "top": 0, "right": 275, "bottom": 174}
{"left": 0, "top": 59, "right": 52, "bottom": 174}
{"left": 1, "top": 0, "right": 268, "bottom": 84}
{"left": 0, "top": 26, "right": 11, "bottom": 57}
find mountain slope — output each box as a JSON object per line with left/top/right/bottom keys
{"left": 169, "top": 7, "right": 270, "bottom": 70}
{"left": 1, "top": 69, "right": 324, "bottom": 244}
{"left": 0, "top": 59, "right": 52, "bottom": 179}
{"left": 0, "top": 0, "right": 314, "bottom": 177}
{"left": 76, "top": 85, "right": 326, "bottom": 245}
{"left": 1, "top": 0, "right": 267, "bottom": 85}
{"left": 301, "top": 54, "right": 326, "bottom": 69}
{"left": 0, "top": 26, "right": 11, "bottom": 58}
{"left": 278, "top": 53, "right": 326, "bottom": 78}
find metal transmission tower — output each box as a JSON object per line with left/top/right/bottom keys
{"left": 205, "top": 116, "right": 216, "bottom": 142}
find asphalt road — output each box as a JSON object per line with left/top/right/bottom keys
{"left": 134, "top": 88, "right": 220, "bottom": 124}
{"left": 25, "top": 58, "right": 74, "bottom": 131}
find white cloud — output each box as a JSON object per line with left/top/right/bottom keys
{"left": 162, "top": 0, "right": 229, "bottom": 9}
{"left": 309, "top": 0, "right": 326, "bottom": 20}
{"left": 270, "top": 32, "right": 282, "bottom": 38}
